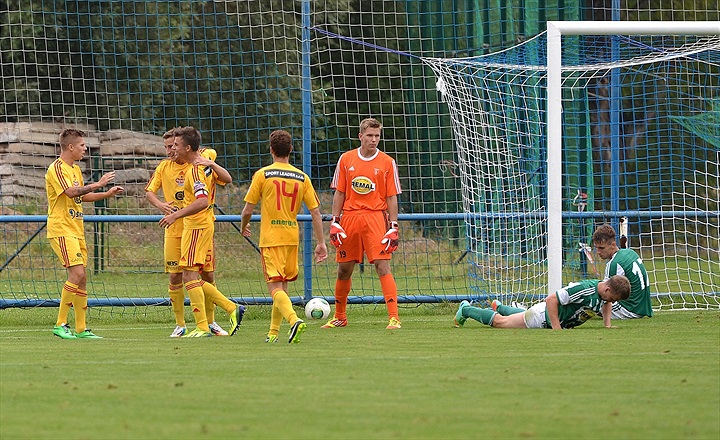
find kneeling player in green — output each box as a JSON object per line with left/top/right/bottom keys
{"left": 454, "top": 275, "right": 631, "bottom": 330}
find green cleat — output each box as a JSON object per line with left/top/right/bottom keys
{"left": 75, "top": 329, "right": 102, "bottom": 339}
{"left": 53, "top": 324, "right": 76, "bottom": 339}
{"left": 265, "top": 334, "right": 278, "bottom": 343}
{"left": 454, "top": 300, "right": 470, "bottom": 328}
{"left": 229, "top": 305, "right": 246, "bottom": 336}
{"left": 288, "top": 320, "right": 306, "bottom": 344}
{"left": 183, "top": 328, "right": 212, "bottom": 338}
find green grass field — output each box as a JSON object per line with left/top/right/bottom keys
{"left": 1, "top": 307, "right": 718, "bottom": 439}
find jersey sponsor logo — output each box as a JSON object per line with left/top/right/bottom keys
{"left": 68, "top": 209, "right": 83, "bottom": 220}
{"left": 264, "top": 169, "right": 305, "bottom": 182}
{"left": 271, "top": 219, "right": 298, "bottom": 227}
{"left": 175, "top": 191, "right": 184, "bottom": 201}
{"left": 166, "top": 260, "right": 179, "bottom": 267}
{"left": 351, "top": 176, "right": 376, "bottom": 194}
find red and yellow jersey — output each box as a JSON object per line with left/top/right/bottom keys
{"left": 145, "top": 148, "right": 219, "bottom": 236}
{"left": 182, "top": 162, "right": 220, "bottom": 230}
{"left": 244, "top": 162, "right": 320, "bottom": 247}
{"left": 45, "top": 158, "right": 85, "bottom": 239}
{"left": 330, "top": 148, "right": 401, "bottom": 212}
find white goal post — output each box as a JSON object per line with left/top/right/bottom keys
{"left": 546, "top": 21, "right": 720, "bottom": 293}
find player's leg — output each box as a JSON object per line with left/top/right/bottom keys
{"left": 325, "top": 214, "right": 362, "bottom": 328}
{"left": 165, "top": 235, "right": 186, "bottom": 335}
{"left": 365, "top": 212, "right": 400, "bottom": 328}
{"left": 200, "top": 243, "right": 219, "bottom": 328}
{"left": 491, "top": 300, "right": 526, "bottom": 316}
{"left": 49, "top": 237, "right": 80, "bottom": 338}
{"left": 322, "top": 261, "right": 355, "bottom": 328}
{"left": 180, "top": 229, "right": 211, "bottom": 335}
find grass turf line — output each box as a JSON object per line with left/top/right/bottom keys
{"left": 0, "top": 309, "right": 718, "bottom": 439}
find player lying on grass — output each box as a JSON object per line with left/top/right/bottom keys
{"left": 454, "top": 275, "right": 631, "bottom": 330}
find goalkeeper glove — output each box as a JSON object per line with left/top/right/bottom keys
{"left": 381, "top": 221, "right": 399, "bottom": 253}
{"left": 329, "top": 216, "right": 347, "bottom": 248}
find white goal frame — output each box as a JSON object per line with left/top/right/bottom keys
{"left": 545, "top": 21, "right": 720, "bottom": 293}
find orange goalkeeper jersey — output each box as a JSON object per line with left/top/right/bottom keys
{"left": 45, "top": 158, "right": 85, "bottom": 239}
{"left": 330, "top": 148, "right": 401, "bottom": 212}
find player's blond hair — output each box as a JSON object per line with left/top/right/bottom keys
{"left": 359, "top": 117, "right": 382, "bottom": 133}
{"left": 59, "top": 128, "right": 86, "bottom": 150}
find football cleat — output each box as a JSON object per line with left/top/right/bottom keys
{"left": 208, "top": 322, "right": 228, "bottom": 336}
{"left": 386, "top": 317, "right": 402, "bottom": 329}
{"left": 75, "top": 329, "right": 102, "bottom": 339}
{"left": 169, "top": 326, "right": 187, "bottom": 338}
{"left": 229, "top": 305, "right": 246, "bottom": 336}
{"left": 53, "top": 324, "right": 76, "bottom": 339}
{"left": 454, "top": 300, "right": 470, "bottom": 327}
{"left": 321, "top": 317, "right": 347, "bottom": 329}
{"left": 288, "top": 320, "right": 307, "bottom": 344}
{"left": 183, "top": 328, "right": 212, "bottom": 338}
{"left": 265, "top": 334, "right": 278, "bottom": 343}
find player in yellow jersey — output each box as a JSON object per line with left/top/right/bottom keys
{"left": 145, "top": 128, "right": 228, "bottom": 337}
{"left": 158, "top": 126, "right": 245, "bottom": 338}
{"left": 45, "top": 128, "right": 124, "bottom": 339}
{"left": 240, "top": 130, "right": 328, "bottom": 343}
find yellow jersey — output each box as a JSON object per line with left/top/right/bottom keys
{"left": 244, "top": 162, "right": 320, "bottom": 247}
{"left": 45, "top": 158, "right": 85, "bottom": 239}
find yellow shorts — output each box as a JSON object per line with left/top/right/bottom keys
{"left": 261, "top": 245, "right": 298, "bottom": 283}
{"left": 180, "top": 226, "right": 215, "bottom": 272}
{"left": 49, "top": 236, "right": 87, "bottom": 268}
{"left": 335, "top": 210, "right": 391, "bottom": 264}
{"left": 165, "top": 234, "right": 215, "bottom": 274}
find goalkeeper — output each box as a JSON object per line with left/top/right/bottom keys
{"left": 323, "top": 118, "right": 403, "bottom": 330}
{"left": 454, "top": 275, "right": 631, "bottom": 330}
{"left": 592, "top": 223, "right": 653, "bottom": 319}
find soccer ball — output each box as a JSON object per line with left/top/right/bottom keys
{"left": 304, "top": 297, "right": 331, "bottom": 320}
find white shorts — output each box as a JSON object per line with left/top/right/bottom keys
{"left": 523, "top": 302, "right": 549, "bottom": 329}
{"left": 610, "top": 303, "right": 642, "bottom": 320}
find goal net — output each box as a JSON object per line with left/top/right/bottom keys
{"left": 424, "top": 23, "right": 720, "bottom": 309}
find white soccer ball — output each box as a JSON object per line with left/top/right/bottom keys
{"left": 304, "top": 297, "right": 331, "bottom": 320}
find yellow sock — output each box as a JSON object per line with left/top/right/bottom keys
{"left": 268, "top": 304, "right": 282, "bottom": 336}
{"left": 201, "top": 281, "right": 235, "bottom": 314}
{"left": 272, "top": 288, "right": 298, "bottom": 326}
{"left": 72, "top": 289, "right": 89, "bottom": 333}
{"left": 168, "top": 284, "right": 185, "bottom": 327}
{"left": 204, "top": 281, "right": 218, "bottom": 323}
{"left": 56, "top": 281, "right": 77, "bottom": 326}
{"left": 185, "top": 280, "right": 209, "bottom": 331}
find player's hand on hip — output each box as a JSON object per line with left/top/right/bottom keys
{"left": 329, "top": 216, "right": 347, "bottom": 248}
{"left": 381, "top": 221, "right": 399, "bottom": 253}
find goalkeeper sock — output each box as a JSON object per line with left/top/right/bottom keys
{"left": 334, "top": 278, "right": 351, "bottom": 320}
{"left": 465, "top": 306, "right": 497, "bottom": 326}
{"left": 56, "top": 281, "right": 78, "bottom": 326}
{"left": 271, "top": 288, "right": 298, "bottom": 325}
{"left": 379, "top": 273, "right": 399, "bottom": 319}
{"left": 268, "top": 304, "right": 282, "bottom": 336}
{"left": 200, "top": 281, "right": 235, "bottom": 314}
{"left": 497, "top": 303, "right": 525, "bottom": 316}
{"left": 72, "top": 288, "right": 89, "bottom": 333}
{"left": 185, "top": 280, "right": 209, "bottom": 331}
{"left": 168, "top": 284, "right": 186, "bottom": 327}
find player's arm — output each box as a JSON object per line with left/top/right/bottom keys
{"left": 64, "top": 171, "right": 116, "bottom": 199}
{"left": 145, "top": 190, "right": 176, "bottom": 215}
{"left": 193, "top": 155, "right": 232, "bottom": 184}
{"left": 309, "top": 206, "right": 328, "bottom": 263}
{"left": 545, "top": 293, "right": 562, "bottom": 330}
{"left": 240, "top": 202, "right": 255, "bottom": 236}
{"left": 602, "top": 301, "right": 614, "bottom": 328}
{"left": 83, "top": 186, "right": 124, "bottom": 202}
{"left": 329, "top": 190, "right": 347, "bottom": 247}
{"left": 159, "top": 196, "right": 208, "bottom": 228}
